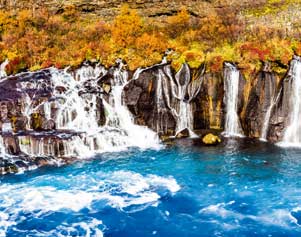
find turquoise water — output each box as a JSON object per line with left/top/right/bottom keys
{"left": 1, "top": 138, "right": 301, "bottom": 237}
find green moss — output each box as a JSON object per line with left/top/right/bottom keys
{"left": 20, "top": 138, "right": 31, "bottom": 145}
{"left": 244, "top": 0, "right": 300, "bottom": 17}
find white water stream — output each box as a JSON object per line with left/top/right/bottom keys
{"left": 281, "top": 58, "right": 301, "bottom": 146}
{"left": 223, "top": 63, "right": 244, "bottom": 137}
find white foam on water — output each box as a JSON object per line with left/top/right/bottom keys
{"left": 0, "top": 211, "right": 16, "bottom": 237}
{"left": 199, "top": 201, "right": 300, "bottom": 229}
{"left": 277, "top": 141, "right": 301, "bottom": 148}
{"left": 10, "top": 218, "right": 105, "bottom": 237}
{"left": 0, "top": 170, "right": 180, "bottom": 236}
{"left": 54, "top": 218, "right": 104, "bottom": 237}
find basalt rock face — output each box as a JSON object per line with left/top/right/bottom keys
{"left": 124, "top": 63, "right": 177, "bottom": 136}
{"left": 0, "top": 69, "right": 53, "bottom": 133}
{"left": 267, "top": 56, "right": 300, "bottom": 142}
{"left": 124, "top": 62, "right": 204, "bottom": 136}
{"left": 244, "top": 63, "right": 278, "bottom": 138}
{"left": 0, "top": 63, "right": 110, "bottom": 173}
{"left": 0, "top": 56, "right": 299, "bottom": 174}
{"left": 193, "top": 72, "right": 224, "bottom": 130}
{"left": 0, "top": 0, "right": 217, "bottom": 20}
{"left": 0, "top": 59, "right": 165, "bottom": 174}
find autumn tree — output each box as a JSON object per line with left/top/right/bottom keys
{"left": 111, "top": 4, "right": 144, "bottom": 48}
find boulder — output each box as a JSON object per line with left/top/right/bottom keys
{"left": 202, "top": 133, "right": 221, "bottom": 145}
{"left": 30, "top": 113, "right": 44, "bottom": 131}
{"left": 102, "top": 83, "right": 111, "bottom": 94}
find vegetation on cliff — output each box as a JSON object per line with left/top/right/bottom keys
{"left": 0, "top": 1, "right": 301, "bottom": 76}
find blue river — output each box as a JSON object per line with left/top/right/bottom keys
{"left": 1, "top": 138, "right": 301, "bottom": 237}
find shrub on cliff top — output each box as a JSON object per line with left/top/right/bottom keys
{"left": 0, "top": 3, "right": 300, "bottom": 76}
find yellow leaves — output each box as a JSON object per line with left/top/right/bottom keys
{"left": 266, "top": 38, "right": 292, "bottom": 63}
{"left": 62, "top": 5, "right": 79, "bottom": 22}
{"left": 17, "top": 10, "right": 32, "bottom": 23}
{"left": 183, "top": 49, "right": 205, "bottom": 69}
{"left": 111, "top": 4, "right": 144, "bottom": 48}
{"left": 170, "top": 43, "right": 205, "bottom": 70}
{"left": 166, "top": 7, "right": 191, "bottom": 38}
{"left": 29, "top": 64, "right": 42, "bottom": 72}
{"left": 136, "top": 33, "right": 164, "bottom": 51}
{"left": 0, "top": 10, "right": 13, "bottom": 33}
{"left": 0, "top": 3, "right": 300, "bottom": 76}
{"left": 167, "top": 8, "right": 190, "bottom": 26}
{"left": 291, "top": 40, "right": 301, "bottom": 56}
{"left": 2, "top": 50, "right": 17, "bottom": 61}
{"left": 209, "top": 44, "right": 239, "bottom": 62}
{"left": 205, "top": 44, "right": 241, "bottom": 72}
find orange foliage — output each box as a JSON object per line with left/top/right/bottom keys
{"left": 0, "top": 3, "right": 300, "bottom": 76}
{"left": 111, "top": 5, "right": 144, "bottom": 48}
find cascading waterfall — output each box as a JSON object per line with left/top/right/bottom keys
{"left": 102, "top": 61, "right": 160, "bottom": 150}
{"left": 260, "top": 103, "right": 274, "bottom": 141}
{"left": 0, "top": 60, "right": 10, "bottom": 158}
{"left": 223, "top": 63, "right": 244, "bottom": 137}
{"left": 0, "top": 59, "right": 9, "bottom": 78}
{"left": 152, "top": 66, "right": 174, "bottom": 134}
{"left": 0, "top": 59, "right": 9, "bottom": 157}
{"left": 6, "top": 60, "right": 160, "bottom": 159}
{"left": 136, "top": 59, "right": 203, "bottom": 137}
{"left": 0, "top": 136, "right": 6, "bottom": 157}
{"left": 43, "top": 62, "right": 160, "bottom": 156}
{"left": 281, "top": 58, "right": 301, "bottom": 145}
{"left": 19, "top": 135, "right": 92, "bottom": 158}
{"left": 173, "top": 64, "right": 196, "bottom": 137}
{"left": 260, "top": 88, "right": 282, "bottom": 141}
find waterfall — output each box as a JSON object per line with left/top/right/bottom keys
{"left": 1, "top": 60, "right": 161, "bottom": 159}
{"left": 260, "top": 88, "right": 282, "bottom": 141}
{"left": 18, "top": 135, "right": 91, "bottom": 158}
{"left": 131, "top": 58, "right": 203, "bottom": 138}
{"left": 223, "top": 63, "right": 244, "bottom": 137}
{"left": 0, "top": 136, "right": 6, "bottom": 157}
{"left": 38, "top": 62, "right": 160, "bottom": 156}
{"left": 102, "top": 61, "right": 161, "bottom": 151}
{"left": 281, "top": 58, "right": 301, "bottom": 145}
{"left": 152, "top": 66, "right": 174, "bottom": 134}
{"left": 0, "top": 59, "right": 9, "bottom": 78}
{"left": 260, "top": 100, "right": 274, "bottom": 141}
{"left": 173, "top": 64, "right": 196, "bottom": 137}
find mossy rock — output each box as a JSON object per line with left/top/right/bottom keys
{"left": 102, "top": 83, "right": 111, "bottom": 94}
{"left": 4, "top": 164, "right": 18, "bottom": 174}
{"left": 20, "top": 138, "right": 31, "bottom": 145}
{"left": 30, "top": 113, "right": 43, "bottom": 130}
{"left": 202, "top": 133, "right": 221, "bottom": 145}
